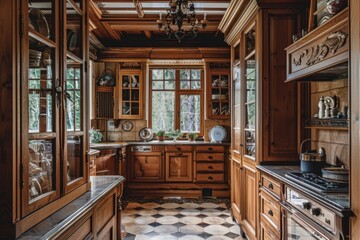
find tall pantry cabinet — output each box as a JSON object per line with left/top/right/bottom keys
{"left": 219, "top": 0, "right": 305, "bottom": 239}
{"left": 0, "top": 0, "right": 90, "bottom": 238}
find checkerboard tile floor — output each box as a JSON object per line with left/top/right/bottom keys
{"left": 122, "top": 199, "right": 243, "bottom": 240}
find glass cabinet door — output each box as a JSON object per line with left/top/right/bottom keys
{"left": 63, "top": 0, "right": 87, "bottom": 193}
{"left": 119, "top": 69, "right": 143, "bottom": 119}
{"left": 23, "top": 0, "right": 60, "bottom": 216}
{"left": 243, "top": 26, "right": 256, "bottom": 160}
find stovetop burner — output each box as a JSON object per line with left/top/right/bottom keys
{"left": 285, "top": 171, "right": 349, "bottom": 193}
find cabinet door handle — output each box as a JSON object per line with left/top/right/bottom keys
{"left": 55, "top": 79, "right": 62, "bottom": 107}
{"left": 208, "top": 156, "right": 213, "bottom": 160}
{"left": 268, "top": 183, "right": 274, "bottom": 190}
{"left": 208, "top": 147, "right": 213, "bottom": 151}
{"left": 268, "top": 210, "right": 273, "bottom": 216}
{"left": 208, "top": 176, "right": 213, "bottom": 180}
{"left": 208, "top": 166, "right": 214, "bottom": 170}
{"left": 176, "top": 147, "right": 181, "bottom": 151}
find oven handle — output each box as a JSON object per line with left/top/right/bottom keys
{"left": 280, "top": 201, "right": 331, "bottom": 240}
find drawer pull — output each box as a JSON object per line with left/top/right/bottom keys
{"left": 208, "top": 166, "right": 214, "bottom": 170}
{"left": 208, "top": 147, "right": 213, "bottom": 151}
{"left": 208, "top": 176, "right": 213, "bottom": 180}
{"left": 208, "top": 156, "right": 213, "bottom": 160}
{"left": 268, "top": 210, "right": 273, "bottom": 216}
{"left": 268, "top": 183, "right": 274, "bottom": 190}
{"left": 176, "top": 147, "right": 181, "bottom": 151}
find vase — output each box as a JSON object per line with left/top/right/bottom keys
{"left": 158, "top": 136, "right": 165, "bottom": 141}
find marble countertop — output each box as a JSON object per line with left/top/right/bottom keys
{"left": 257, "top": 165, "right": 351, "bottom": 215}
{"left": 18, "top": 176, "right": 125, "bottom": 239}
{"left": 90, "top": 140, "right": 230, "bottom": 149}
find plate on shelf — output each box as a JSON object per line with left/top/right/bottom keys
{"left": 121, "top": 120, "right": 133, "bottom": 132}
{"left": 208, "top": 125, "right": 227, "bottom": 143}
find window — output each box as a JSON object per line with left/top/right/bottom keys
{"left": 150, "top": 68, "right": 203, "bottom": 134}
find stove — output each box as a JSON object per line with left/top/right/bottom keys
{"left": 285, "top": 171, "right": 349, "bottom": 193}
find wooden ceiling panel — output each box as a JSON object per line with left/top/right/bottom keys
{"left": 89, "top": 0, "right": 230, "bottom": 48}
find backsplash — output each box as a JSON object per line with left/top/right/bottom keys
{"left": 91, "top": 119, "right": 147, "bottom": 142}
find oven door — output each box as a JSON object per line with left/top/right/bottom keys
{"left": 282, "top": 203, "right": 331, "bottom": 240}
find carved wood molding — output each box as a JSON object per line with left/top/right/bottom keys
{"left": 293, "top": 31, "right": 348, "bottom": 67}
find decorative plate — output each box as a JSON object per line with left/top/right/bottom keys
{"left": 66, "top": 29, "right": 77, "bottom": 51}
{"left": 139, "top": 128, "right": 153, "bottom": 141}
{"left": 209, "top": 125, "right": 227, "bottom": 143}
{"left": 121, "top": 120, "right": 133, "bottom": 132}
{"left": 97, "top": 69, "right": 115, "bottom": 86}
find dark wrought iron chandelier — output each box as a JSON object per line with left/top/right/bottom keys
{"left": 156, "top": 0, "right": 207, "bottom": 42}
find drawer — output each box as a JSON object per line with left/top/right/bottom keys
{"left": 260, "top": 191, "right": 281, "bottom": 231}
{"left": 197, "top": 162, "right": 224, "bottom": 172}
{"left": 196, "top": 173, "right": 224, "bottom": 182}
{"left": 196, "top": 153, "right": 224, "bottom": 161}
{"left": 261, "top": 175, "right": 281, "bottom": 198}
{"left": 196, "top": 145, "right": 224, "bottom": 152}
{"left": 166, "top": 145, "right": 193, "bottom": 152}
{"left": 260, "top": 222, "right": 280, "bottom": 240}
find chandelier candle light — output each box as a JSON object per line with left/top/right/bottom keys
{"left": 157, "top": 0, "right": 208, "bottom": 42}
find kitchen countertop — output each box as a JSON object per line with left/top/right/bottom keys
{"left": 18, "top": 176, "right": 125, "bottom": 239}
{"left": 257, "top": 165, "right": 351, "bottom": 215}
{"left": 90, "top": 140, "right": 230, "bottom": 149}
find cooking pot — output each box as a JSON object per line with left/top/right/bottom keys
{"left": 322, "top": 166, "right": 349, "bottom": 182}
{"left": 300, "top": 139, "right": 326, "bottom": 174}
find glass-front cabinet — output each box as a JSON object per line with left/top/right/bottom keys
{"left": 22, "top": 0, "right": 88, "bottom": 217}
{"left": 118, "top": 69, "right": 143, "bottom": 119}
{"left": 243, "top": 26, "right": 256, "bottom": 160}
{"left": 208, "top": 70, "right": 231, "bottom": 119}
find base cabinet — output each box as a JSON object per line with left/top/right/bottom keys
{"left": 242, "top": 165, "right": 257, "bottom": 240}
{"left": 96, "top": 149, "right": 117, "bottom": 175}
{"left": 231, "top": 158, "right": 242, "bottom": 221}
{"left": 131, "top": 152, "right": 163, "bottom": 182}
{"left": 165, "top": 152, "right": 192, "bottom": 182}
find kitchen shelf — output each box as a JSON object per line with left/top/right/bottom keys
{"left": 305, "top": 118, "right": 349, "bottom": 130}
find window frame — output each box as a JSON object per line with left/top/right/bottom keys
{"left": 149, "top": 67, "right": 204, "bottom": 136}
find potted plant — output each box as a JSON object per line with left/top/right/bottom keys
{"left": 156, "top": 130, "right": 166, "bottom": 141}
{"left": 89, "top": 128, "right": 103, "bottom": 143}
{"left": 168, "top": 129, "right": 181, "bottom": 142}
{"left": 186, "top": 132, "right": 198, "bottom": 141}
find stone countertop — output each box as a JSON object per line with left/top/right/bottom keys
{"left": 90, "top": 140, "right": 230, "bottom": 149}
{"left": 18, "top": 176, "right": 125, "bottom": 240}
{"left": 257, "top": 165, "right": 351, "bottom": 215}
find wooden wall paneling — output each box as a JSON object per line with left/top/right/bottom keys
{"left": 350, "top": 0, "right": 360, "bottom": 238}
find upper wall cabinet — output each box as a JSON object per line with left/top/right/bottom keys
{"left": 206, "top": 63, "right": 231, "bottom": 119}
{"left": 285, "top": 8, "right": 349, "bottom": 82}
{"left": 116, "top": 68, "right": 143, "bottom": 119}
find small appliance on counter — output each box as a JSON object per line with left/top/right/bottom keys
{"left": 299, "top": 139, "right": 326, "bottom": 175}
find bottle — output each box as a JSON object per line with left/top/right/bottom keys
{"left": 318, "top": 96, "right": 325, "bottom": 119}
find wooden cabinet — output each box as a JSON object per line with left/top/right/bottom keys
{"left": 231, "top": 158, "right": 242, "bottom": 222}
{"left": 165, "top": 152, "right": 192, "bottom": 182}
{"left": 207, "top": 67, "right": 231, "bottom": 119}
{"left": 131, "top": 151, "right": 163, "bottom": 182}
{"left": 219, "top": 1, "right": 304, "bottom": 238}
{"left": 96, "top": 149, "right": 117, "bottom": 175}
{"left": 116, "top": 69, "right": 143, "bottom": 119}
{"left": 0, "top": 0, "right": 90, "bottom": 237}
{"left": 195, "top": 145, "right": 225, "bottom": 183}
{"left": 259, "top": 173, "right": 282, "bottom": 240}
{"left": 89, "top": 149, "right": 100, "bottom": 176}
